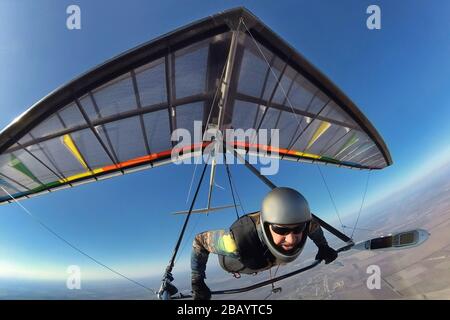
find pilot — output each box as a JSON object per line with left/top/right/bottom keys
{"left": 191, "top": 187, "right": 338, "bottom": 300}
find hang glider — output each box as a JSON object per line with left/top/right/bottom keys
{"left": 0, "top": 7, "right": 392, "bottom": 205}
{"left": 0, "top": 7, "right": 408, "bottom": 301}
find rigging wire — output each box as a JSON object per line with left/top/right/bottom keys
{"left": 0, "top": 186, "right": 156, "bottom": 295}
{"left": 273, "top": 264, "right": 281, "bottom": 279}
{"left": 165, "top": 162, "right": 210, "bottom": 275}
{"left": 263, "top": 291, "right": 273, "bottom": 300}
{"left": 176, "top": 145, "right": 248, "bottom": 265}
{"left": 173, "top": 161, "right": 210, "bottom": 266}
{"left": 241, "top": 19, "right": 303, "bottom": 130}
{"left": 315, "top": 164, "right": 346, "bottom": 234}
{"left": 231, "top": 166, "right": 247, "bottom": 215}
{"left": 342, "top": 225, "right": 375, "bottom": 233}
{"left": 174, "top": 212, "right": 201, "bottom": 266}
{"left": 224, "top": 153, "right": 241, "bottom": 220}
{"left": 225, "top": 153, "right": 247, "bottom": 216}
{"left": 263, "top": 264, "right": 281, "bottom": 300}
{"left": 175, "top": 148, "right": 245, "bottom": 265}
{"left": 263, "top": 269, "right": 275, "bottom": 300}
{"left": 185, "top": 157, "right": 201, "bottom": 205}
{"left": 350, "top": 170, "right": 371, "bottom": 239}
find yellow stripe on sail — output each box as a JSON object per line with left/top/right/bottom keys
{"left": 292, "top": 151, "right": 321, "bottom": 159}
{"left": 306, "top": 121, "right": 331, "bottom": 150}
{"left": 62, "top": 134, "right": 88, "bottom": 170}
{"left": 302, "top": 152, "right": 321, "bottom": 159}
{"left": 59, "top": 168, "right": 104, "bottom": 183}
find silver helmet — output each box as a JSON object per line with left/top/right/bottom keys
{"left": 260, "top": 187, "right": 312, "bottom": 263}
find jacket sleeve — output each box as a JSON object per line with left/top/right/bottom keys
{"left": 308, "top": 218, "right": 329, "bottom": 248}
{"left": 191, "top": 229, "right": 239, "bottom": 279}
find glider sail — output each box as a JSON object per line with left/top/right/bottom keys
{"left": 0, "top": 7, "right": 391, "bottom": 204}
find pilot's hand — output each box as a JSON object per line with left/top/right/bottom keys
{"left": 192, "top": 276, "right": 211, "bottom": 300}
{"left": 315, "top": 245, "right": 338, "bottom": 264}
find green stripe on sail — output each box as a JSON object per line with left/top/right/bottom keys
{"left": 320, "top": 156, "right": 340, "bottom": 164}
{"left": 30, "top": 181, "right": 62, "bottom": 193}
{"left": 334, "top": 133, "right": 358, "bottom": 158}
{"left": 9, "top": 154, "right": 41, "bottom": 185}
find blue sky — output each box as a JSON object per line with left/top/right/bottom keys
{"left": 1, "top": 0, "right": 450, "bottom": 289}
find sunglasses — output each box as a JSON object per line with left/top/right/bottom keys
{"left": 270, "top": 223, "right": 307, "bottom": 236}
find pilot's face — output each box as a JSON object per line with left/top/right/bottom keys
{"left": 269, "top": 224, "right": 304, "bottom": 251}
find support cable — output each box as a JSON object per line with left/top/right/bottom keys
{"left": 1, "top": 186, "right": 155, "bottom": 294}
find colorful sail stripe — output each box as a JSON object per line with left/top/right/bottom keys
{"left": 1, "top": 141, "right": 373, "bottom": 203}
{"left": 230, "top": 141, "right": 364, "bottom": 167}
{"left": 0, "top": 142, "right": 210, "bottom": 202}
{"left": 305, "top": 121, "right": 331, "bottom": 151}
